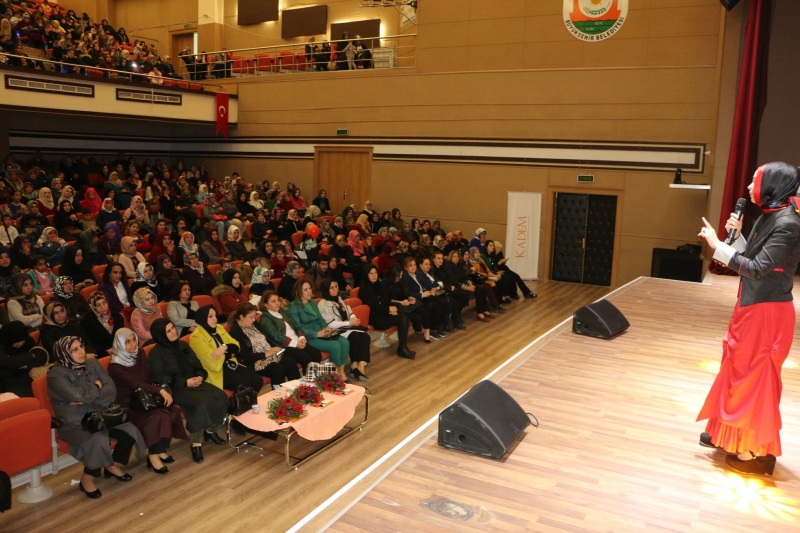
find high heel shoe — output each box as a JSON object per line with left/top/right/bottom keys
{"left": 725, "top": 453, "right": 776, "bottom": 476}
{"left": 204, "top": 429, "right": 226, "bottom": 445}
{"left": 191, "top": 445, "right": 204, "bottom": 464}
{"left": 160, "top": 455, "right": 175, "bottom": 464}
{"left": 103, "top": 469, "right": 132, "bottom": 482}
{"left": 147, "top": 457, "right": 169, "bottom": 474}
{"left": 79, "top": 482, "right": 102, "bottom": 499}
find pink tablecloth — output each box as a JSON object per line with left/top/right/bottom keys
{"left": 234, "top": 385, "right": 366, "bottom": 441}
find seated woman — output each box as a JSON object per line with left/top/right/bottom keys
{"left": 131, "top": 287, "right": 162, "bottom": 347}
{"left": 312, "top": 189, "right": 332, "bottom": 215}
{"left": 469, "top": 246, "right": 514, "bottom": 305}
{"left": 98, "top": 222, "right": 123, "bottom": 260}
{"left": 251, "top": 210, "right": 273, "bottom": 245}
{"left": 130, "top": 262, "right": 160, "bottom": 296}
{"left": 483, "top": 240, "right": 536, "bottom": 299}
{"left": 96, "top": 197, "right": 123, "bottom": 230}
{"left": 270, "top": 247, "right": 289, "bottom": 278}
{"left": 418, "top": 256, "right": 459, "bottom": 331}
{"left": 7, "top": 274, "right": 45, "bottom": 331}
{"left": 0, "top": 322, "right": 48, "bottom": 397}
{"left": 99, "top": 262, "right": 133, "bottom": 315}
{"left": 27, "top": 254, "right": 57, "bottom": 296}
{"left": 36, "top": 226, "right": 68, "bottom": 267}
{"left": 257, "top": 290, "right": 322, "bottom": 374}
{"left": 80, "top": 291, "right": 125, "bottom": 355}
{"left": 60, "top": 245, "right": 97, "bottom": 288}
{"left": 177, "top": 232, "right": 198, "bottom": 269}
{"left": 387, "top": 263, "right": 432, "bottom": 342}
{"left": 224, "top": 226, "right": 246, "bottom": 261}
{"left": 123, "top": 196, "right": 150, "bottom": 230}
{"left": 212, "top": 269, "right": 248, "bottom": 316}
{"left": 154, "top": 254, "right": 180, "bottom": 302}
{"left": 77, "top": 229, "right": 107, "bottom": 267}
{"left": 289, "top": 279, "right": 351, "bottom": 383}
{"left": 80, "top": 187, "right": 103, "bottom": 214}
{"left": 181, "top": 252, "right": 216, "bottom": 296}
{"left": 443, "top": 250, "right": 494, "bottom": 322}
{"left": 118, "top": 236, "right": 146, "bottom": 280}
{"left": 40, "top": 301, "right": 96, "bottom": 356}
{"left": 359, "top": 264, "right": 415, "bottom": 359}
{"left": 376, "top": 242, "right": 398, "bottom": 277}
{"left": 47, "top": 336, "right": 146, "bottom": 499}
{"left": 403, "top": 257, "right": 447, "bottom": 340}
{"left": 317, "top": 279, "right": 372, "bottom": 381}
{"left": 278, "top": 261, "right": 302, "bottom": 302}
{"left": 248, "top": 266, "right": 273, "bottom": 299}
{"left": 54, "top": 199, "right": 84, "bottom": 240}
{"left": 0, "top": 246, "right": 21, "bottom": 304}
{"left": 227, "top": 303, "right": 300, "bottom": 385}
{"left": 201, "top": 228, "right": 230, "bottom": 265}
{"left": 11, "top": 235, "right": 36, "bottom": 271}
{"left": 53, "top": 276, "right": 93, "bottom": 324}
{"left": 189, "top": 305, "right": 263, "bottom": 392}
{"left": 167, "top": 281, "right": 199, "bottom": 337}
{"left": 36, "top": 187, "right": 56, "bottom": 216}
{"left": 148, "top": 231, "right": 178, "bottom": 265}
{"left": 107, "top": 328, "right": 187, "bottom": 474}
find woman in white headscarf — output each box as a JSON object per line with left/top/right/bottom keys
{"left": 249, "top": 191, "right": 264, "bottom": 211}
{"left": 37, "top": 186, "right": 56, "bottom": 215}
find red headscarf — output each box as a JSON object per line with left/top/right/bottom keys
{"left": 147, "top": 231, "right": 175, "bottom": 264}
{"left": 81, "top": 187, "right": 103, "bottom": 213}
{"left": 376, "top": 242, "right": 397, "bottom": 276}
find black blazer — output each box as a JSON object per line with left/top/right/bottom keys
{"left": 728, "top": 206, "right": 800, "bottom": 306}
{"left": 80, "top": 312, "right": 125, "bottom": 355}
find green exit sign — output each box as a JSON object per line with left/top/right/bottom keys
{"left": 577, "top": 174, "right": 594, "bottom": 183}
{"left": 336, "top": 129, "right": 348, "bottom": 136}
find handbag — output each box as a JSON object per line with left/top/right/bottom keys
{"left": 396, "top": 300, "right": 422, "bottom": 314}
{"left": 81, "top": 404, "right": 128, "bottom": 434}
{"left": 130, "top": 388, "right": 164, "bottom": 411}
{"left": 227, "top": 385, "right": 257, "bottom": 416}
{"left": 27, "top": 347, "right": 54, "bottom": 380}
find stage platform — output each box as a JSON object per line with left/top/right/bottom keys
{"left": 324, "top": 276, "right": 800, "bottom": 533}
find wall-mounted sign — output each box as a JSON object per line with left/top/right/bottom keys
{"left": 577, "top": 174, "right": 595, "bottom": 183}
{"left": 564, "top": 0, "right": 628, "bottom": 42}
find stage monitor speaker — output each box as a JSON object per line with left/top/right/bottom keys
{"left": 438, "top": 380, "right": 530, "bottom": 459}
{"left": 720, "top": 0, "right": 741, "bottom": 10}
{"left": 572, "top": 299, "right": 629, "bottom": 339}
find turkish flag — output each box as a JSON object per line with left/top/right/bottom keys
{"left": 216, "top": 92, "right": 229, "bottom": 140}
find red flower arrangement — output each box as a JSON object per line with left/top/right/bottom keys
{"left": 293, "top": 384, "right": 323, "bottom": 406}
{"left": 315, "top": 372, "right": 346, "bottom": 394}
{"left": 267, "top": 395, "right": 306, "bottom": 422}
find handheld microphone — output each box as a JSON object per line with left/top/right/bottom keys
{"left": 726, "top": 198, "right": 747, "bottom": 244}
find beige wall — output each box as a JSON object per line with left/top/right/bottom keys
{"left": 112, "top": 0, "right": 197, "bottom": 55}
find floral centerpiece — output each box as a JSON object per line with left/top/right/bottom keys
{"left": 315, "top": 372, "right": 346, "bottom": 394}
{"left": 292, "top": 384, "right": 322, "bottom": 406}
{"left": 267, "top": 396, "right": 306, "bottom": 422}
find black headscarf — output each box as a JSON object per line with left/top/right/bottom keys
{"left": 362, "top": 264, "right": 379, "bottom": 289}
{"left": 60, "top": 245, "right": 93, "bottom": 281}
{"left": 0, "top": 247, "right": 13, "bottom": 277}
{"left": 9, "top": 273, "right": 34, "bottom": 301}
{"left": 150, "top": 318, "right": 178, "bottom": 350}
{"left": 0, "top": 321, "right": 34, "bottom": 354}
{"left": 753, "top": 162, "right": 800, "bottom": 211}
{"left": 222, "top": 268, "right": 241, "bottom": 294}
{"left": 194, "top": 305, "right": 219, "bottom": 335}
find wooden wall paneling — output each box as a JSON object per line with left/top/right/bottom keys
{"left": 237, "top": 0, "right": 279, "bottom": 25}
{"left": 281, "top": 5, "right": 328, "bottom": 39}
{"left": 330, "top": 19, "right": 382, "bottom": 49}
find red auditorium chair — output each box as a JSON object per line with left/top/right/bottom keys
{"left": 344, "top": 297, "right": 362, "bottom": 308}
{"left": 271, "top": 278, "right": 281, "bottom": 290}
{"left": 278, "top": 51, "right": 296, "bottom": 72}
{"left": 206, "top": 264, "right": 221, "bottom": 278}
{"left": 86, "top": 68, "right": 104, "bottom": 78}
{"left": 255, "top": 53, "right": 275, "bottom": 73}
{"left": 295, "top": 52, "right": 309, "bottom": 71}
{"left": 291, "top": 231, "right": 304, "bottom": 249}
{"left": 188, "top": 83, "right": 203, "bottom": 91}
{"left": 80, "top": 284, "right": 99, "bottom": 302}
{"left": 192, "top": 295, "right": 222, "bottom": 315}
{"left": 349, "top": 287, "right": 359, "bottom": 299}
{"left": 0, "top": 397, "right": 54, "bottom": 503}
{"left": 157, "top": 301, "right": 169, "bottom": 318}
{"left": 92, "top": 264, "right": 106, "bottom": 282}
{"left": 177, "top": 81, "right": 189, "bottom": 89}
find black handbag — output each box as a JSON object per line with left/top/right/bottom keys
{"left": 396, "top": 301, "right": 422, "bottom": 314}
{"left": 227, "top": 385, "right": 257, "bottom": 416}
{"left": 81, "top": 404, "right": 128, "bottom": 434}
{"left": 130, "top": 388, "right": 164, "bottom": 411}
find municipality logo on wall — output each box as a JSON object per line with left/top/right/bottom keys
{"left": 564, "top": 0, "right": 628, "bottom": 42}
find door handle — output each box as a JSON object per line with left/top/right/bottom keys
{"left": 343, "top": 190, "right": 347, "bottom": 200}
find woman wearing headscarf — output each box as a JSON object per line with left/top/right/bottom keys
{"left": 248, "top": 266, "right": 273, "bottom": 298}
{"left": 470, "top": 228, "right": 487, "bottom": 251}
{"left": 96, "top": 197, "right": 122, "bottom": 230}
{"left": 36, "top": 226, "right": 67, "bottom": 267}
{"left": 360, "top": 200, "right": 375, "bottom": 219}
{"left": 0, "top": 246, "right": 20, "bottom": 302}
{"left": 40, "top": 301, "right": 95, "bottom": 357}
{"left": 60, "top": 185, "right": 78, "bottom": 208}
{"left": 236, "top": 191, "right": 256, "bottom": 220}
{"left": 225, "top": 225, "right": 247, "bottom": 260}
{"left": 0, "top": 321, "right": 48, "bottom": 397}
{"left": 289, "top": 279, "right": 351, "bottom": 382}
{"left": 123, "top": 195, "right": 150, "bottom": 230}
{"left": 469, "top": 246, "right": 514, "bottom": 304}
{"left": 303, "top": 205, "right": 321, "bottom": 229}
{"left": 318, "top": 219, "right": 336, "bottom": 245}
{"left": 248, "top": 191, "right": 264, "bottom": 211}
{"left": 189, "top": 305, "right": 262, "bottom": 391}
{"left": 201, "top": 228, "right": 229, "bottom": 265}
{"left": 118, "top": 235, "right": 146, "bottom": 279}
{"left": 311, "top": 189, "right": 332, "bottom": 215}
{"left": 482, "top": 240, "right": 536, "bottom": 299}
{"left": 54, "top": 199, "right": 84, "bottom": 240}
{"left": 212, "top": 269, "right": 248, "bottom": 315}
{"left": 181, "top": 251, "right": 216, "bottom": 296}
{"left": 148, "top": 231, "right": 177, "bottom": 265}
{"left": 697, "top": 162, "right": 800, "bottom": 477}
{"left": 375, "top": 242, "right": 398, "bottom": 277}
{"left": 228, "top": 302, "right": 301, "bottom": 386}
{"left": 176, "top": 231, "right": 198, "bottom": 268}
{"left": 7, "top": 273, "right": 45, "bottom": 330}
{"left": 390, "top": 208, "right": 404, "bottom": 231}
{"left": 81, "top": 187, "right": 103, "bottom": 214}
{"left": 149, "top": 318, "right": 229, "bottom": 462}
{"left": 130, "top": 262, "right": 159, "bottom": 295}
{"left": 358, "top": 264, "right": 415, "bottom": 359}
{"left": 99, "top": 261, "right": 133, "bottom": 315}
{"left": 36, "top": 186, "right": 56, "bottom": 216}
{"left": 76, "top": 229, "right": 105, "bottom": 267}
{"left": 278, "top": 261, "right": 302, "bottom": 302}
{"left": 196, "top": 184, "right": 209, "bottom": 205}
{"left": 443, "top": 249, "right": 494, "bottom": 322}
{"left": 98, "top": 222, "right": 122, "bottom": 259}
{"left": 53, "top": 275, "right": 93, "bottom": 324}
{"left": 61, "top": 245, "right": 97, "bottom": 287}
{"left": 104, "top": 171, "right": 130, "bottom": 208}
{"left": 47, "top": 336, "right": 145, "bottom": 498}
{"left": 130, "top": 287, "right": 162, "bottom": 347}
{"left": 107, "top": 328, "right": 187, "bottom": 474}
{"left": 153, "top": 254, "right": 179, "bottom": 302}
{"left": 80, "top": 291, "right": 125, "bottom": 355}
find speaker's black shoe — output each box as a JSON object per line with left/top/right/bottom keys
{"left": 351, "top": 368, "right": 369, "bottom": 381}
{"left": 160, "top": 455, "right": 175, "bottom": 464}
{"left": 699, "top": 432, "right": 722, "bottom": 449}
{"left": 79, "top": 482, "right": 102, "bottom": 499}
{"left": 191, "top": 445, "right": 204, "bottom": 463}
{"left": 397, "top": 346, "right": 416, "bottom": 359}
{"left": 725, "top": 453, "right": 776, "bottom": 476}
{"left": 524, "top": 292, "right": 537, "bottom": 299}
{"left": 147, "top": 457, "right": 169, "bottom": 474}
{"left": 103, "top": 469, "right": 132, "bottom": 482}
{"left": 204, "top": 430, "right": 226, "bottom": 445}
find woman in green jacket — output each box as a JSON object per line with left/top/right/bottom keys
{"left": 288, "top": 279, "right": 350, "bottom": 382}
{"left": 257, "top": 289, "right": 323, "bottom": 374}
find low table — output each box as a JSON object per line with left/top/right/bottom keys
{"left": 227, "top": 383, "right": 370, "bottom": 469}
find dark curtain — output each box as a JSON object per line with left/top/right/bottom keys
{"left": 717, "top": 0, "right": 773, "bottom": 240}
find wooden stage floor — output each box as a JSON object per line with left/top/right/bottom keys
{"left": 326, "top": 276, "right": 800, "bottom": 533}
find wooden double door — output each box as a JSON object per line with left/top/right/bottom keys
{"left": 313, "top": 146, "right": 372, "bottom": 215}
